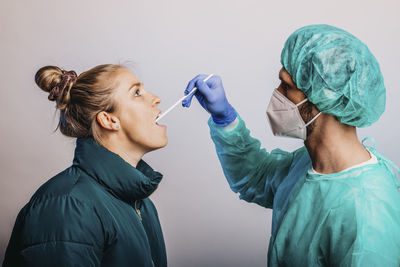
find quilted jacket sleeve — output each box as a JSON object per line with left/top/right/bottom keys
{"left": 3, "top": 195, "right": 104, "bottom": 267}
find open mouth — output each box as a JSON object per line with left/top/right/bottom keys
{"left": 155, "top": 112, "right": 161, "bottom": 125}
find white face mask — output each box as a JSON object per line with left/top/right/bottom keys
{"left": 266, "top": 89, "right": 321, "bottom": 140}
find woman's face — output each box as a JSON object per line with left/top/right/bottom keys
{"left": 111, "top": 68, "right": 167, "bottom": 152}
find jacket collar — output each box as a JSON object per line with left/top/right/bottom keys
{"left": 72, "top": 138, "right": 163, "bottom": 203}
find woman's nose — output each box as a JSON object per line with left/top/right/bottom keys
{"left": 152, "top": 94, "right": 161, "bottom": 106}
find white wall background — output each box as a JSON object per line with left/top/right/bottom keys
{"left": 1, "top": 0, "right": 399, "bottom": 266}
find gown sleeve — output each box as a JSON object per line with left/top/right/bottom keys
{"left": 209, "top": 115, "right": 297, "bottom": 209}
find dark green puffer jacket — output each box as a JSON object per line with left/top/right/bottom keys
{"left": 3, "top": 138, "right": 167, "bottom": 267}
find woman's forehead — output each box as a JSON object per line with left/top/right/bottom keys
{"left": 115, "top": 68, "right": 139, "bottom": 82}
{"left": 112, "top": 68, "right": 142, "bottom": 91}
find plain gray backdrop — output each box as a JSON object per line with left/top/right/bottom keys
{"left": 1, "top": 0, "right": 399, "bottom": 266}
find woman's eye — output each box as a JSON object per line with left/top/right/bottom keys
{"left": 134, "top": 89, "right": 141, "bottom": 97}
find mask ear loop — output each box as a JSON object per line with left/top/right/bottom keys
{"left": 295, "top": 98, "right": 322, "bottom": 127}
{"left": 295, "top": 98, "right": 309, "bottom": 107}
{"left": 305, "top": 112, "right": 322, "bottom": 127}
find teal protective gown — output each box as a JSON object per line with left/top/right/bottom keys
{"left": 209, "top": 116, "right": 400, "bottom": 266}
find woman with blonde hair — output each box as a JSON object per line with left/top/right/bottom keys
{"left": 3, "top": 64, "right": 168, "bottom": 266}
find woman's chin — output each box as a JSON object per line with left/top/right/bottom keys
{"left": 157, "top": 138, "right": 168, "bottom": 149}
{"left": 146, "top": 138, "right": 168, "bottom": 152}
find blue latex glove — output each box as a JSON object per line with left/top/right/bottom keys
{"left": 182, "top": 74, "right": 237, "bottom": 126}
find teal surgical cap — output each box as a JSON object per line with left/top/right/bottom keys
{"left": 281, "top": 24, "right": 386, "bottom": 127}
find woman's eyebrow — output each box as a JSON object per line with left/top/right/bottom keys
{"left": 128, "top": 82, "right": 142, "bottom": 91}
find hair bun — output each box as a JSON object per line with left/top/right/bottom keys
{"left": 35, "top": 66, "right": 77, "bottom": 108}
{"left": 35, "top": 66, "right": 64, "bottom": 94}
{"left": 48, "top": 70, "right": 77, "bottom": 101}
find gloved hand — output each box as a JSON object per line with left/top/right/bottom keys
{"left": 182, "top": 74, "right": 237, "bottom": 126}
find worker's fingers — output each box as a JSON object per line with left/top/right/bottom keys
{"left": 182, "top": 74, "right": 209, "bottom": 107}
{"left": 182, "top": 77, "right": 197, "bottom": 107}
{"left": 182, "top": 91, "right": 196, "bottom": 107}
{"left": 194, "top": 90, "right": 207, "bottom": 110}
{"left": 194, "top": 78, "right": 213, "bottom": 99}
{"left": 204, "top": 75, "right": 222, "bottom": 89}
{"left": 184, "top": 74, "right": 209, "bottom": 95}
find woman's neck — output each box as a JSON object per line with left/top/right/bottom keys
{"left": 305, "top": 115, "right": 370, "bottom": 174}
{"left": 99, "top": 134, "right": 146, "bottom": 168}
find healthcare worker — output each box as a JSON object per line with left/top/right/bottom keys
{"left": 183, "top": 24, "right": 400, "bottom": 266}
{"left": 3, "top": 64, "right": 168, "bottom": 266}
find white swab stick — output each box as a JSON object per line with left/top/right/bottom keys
{"left": 155, "top": 74, "right": 214, "bottom": 123}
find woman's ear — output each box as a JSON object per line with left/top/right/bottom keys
{"left": 97, "top": 112, "right": 120, "bottom": 131}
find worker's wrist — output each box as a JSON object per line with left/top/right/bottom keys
{"left": 222, "top": 117, "right": 239, "bottom": 131}
{"left": 211, "top": 105, "right": 237, "bottom": 127}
